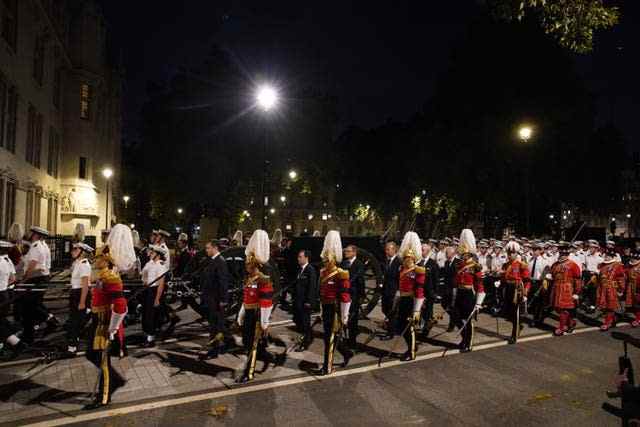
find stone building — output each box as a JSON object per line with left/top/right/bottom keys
{"left": 0, "top": 0, "right": 122, "bottom": 238}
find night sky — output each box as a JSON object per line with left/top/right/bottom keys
{"left": 100, "top": 1, "right": 639, "bottom": 148}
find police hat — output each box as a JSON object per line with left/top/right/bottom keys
{"left": 73, "top": 242, "right": 94, "bottom": 254}
{"left": 157, "top": 229, "right": 171, "bottom": 238}
{"left": 0, "top": 240, "right": 13, "bottom": 248}
{"left": 30, "top": 226, "right": 49, "bottom": 237}
{"left": 150, "top": 244, "right": 168, "bottom": 257}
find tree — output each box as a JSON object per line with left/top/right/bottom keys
{"left": 488, "top": 0, "right": 620, "bottom": 53}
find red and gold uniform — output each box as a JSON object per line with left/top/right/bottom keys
{"left": 625, "top": 259, "right": 640, "bottom": 326}
{"left": 85, "top": 267, "right": 127, "bottom": 408}
{"left": 239, "top": 271, "right": 274, "bottom": 381}
{"left": 397, "top": 264, "right": 425, "bottom": 360}
{"left": 501, "top": 259, "right": 531, "bottom": 343}
{"left": 550, "top": 257, "right": 582, "bottom": 335}
{"left": 597, "top": 260, "right": 626, "bottom": 330}
{"left": 454, "top": 257, "right": 484, "bottom": 351}
{"left": 319, "top": 265, "right": 351, "bottom": 373}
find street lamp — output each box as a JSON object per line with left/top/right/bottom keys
{"left": 280, "top": 195, "right": 286, "bottom": 203}
{"left": 123, "top": 195, "right": 130, "bottom": 208}
{"left": 102, "top": 167, "right": 113, "bottom": 229}
{"left": 518, "top": 124, "right": 534, "bottom": 234}
{"left": 255, "top": 84, "right": 280, "bottom": 229}
{"left": 177, "top": 208, "right": 183, "bottom": 215}
{"left": 288, "top": 170, "right": 298, "bottom": 180}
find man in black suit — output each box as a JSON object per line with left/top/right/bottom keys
{"left": 380, "top": 241, "right": 401, "bottom": 340}
{"left": 292, "top": 250, "right": 318, "bottom": 351}
{"left": 342, "top": 245, "right": 366, "bottom": 348}
{"left": 200, "top": 240, "right": 231, "bottom": 358}
{"left": 418, "top": 242, "right": 440, "bottom": 335}
{"left": 442, "top": 247, "right": 459, "bottom": 332}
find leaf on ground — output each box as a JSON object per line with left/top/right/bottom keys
{"left": 208, "top": 404, "right": 229, "bottom": 418}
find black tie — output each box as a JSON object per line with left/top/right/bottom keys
{"left": 532, "top": 257, "right": 538, "bottom": 279}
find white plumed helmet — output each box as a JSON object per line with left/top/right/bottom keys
{"left": 321, "top": 230, "right": 343, "bottom": 264}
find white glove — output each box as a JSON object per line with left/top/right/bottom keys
{"left": 494, "top": 281, "right": 501, "bottom": 288}
{"left": 394, "top": 290, "right": 401, "bottom": 298}
{"left": 413, "top": 297, "right": 424, "bottom": 313}
{"left": 572, "top": 294, "right": 579, "bottom": 300}
{"left": 522, "top": 296, "right": 527, "bottom": 303}
{"left": 108, "top": 309, "right": 127, "bottom": 337}
{"left": 237, "top": 304, "right": 246, "bottom": 326}
{"left": 545, "top": 273, "right": 552, "bottom": 280}
{"left": 340, "top": 302, "right": 351, "bottom": 325}
{"left": 109, "top": 331, "right": 116, "bottom": 341}
{"left": 475, "top": 292, "right": 486, "bottom": 309}
{"left": 260, "top": 306, "right": 272, "bottom": 330}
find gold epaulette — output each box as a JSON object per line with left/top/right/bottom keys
{"left": 257, "top": 271, "right": 271, "bottom": 283}
{"left": 415, "top": 266, "right": 426, "bottom": 274}
{"left": 337, "top": 268, "right": 349, "bottom": 280}
{"left": 520, "top": 260, "right": 528, "bottom": 269}
{"left": 99, "top": 268, "right": 121, "bottom": 283}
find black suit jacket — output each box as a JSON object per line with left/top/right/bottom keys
{"left": 201, "top": 254, "right": 231, "bottom": 306}
{"left": 382, "top": 256, "right": 401, "bottom": 296}
{"left": 418, "top": 257, "right": 440, "bottom": 296}
{"left": 342, "top": 257, "right": 366, "bottom": 298}
{"left": 293, "top": 263, "right": 319, "bottom": 309}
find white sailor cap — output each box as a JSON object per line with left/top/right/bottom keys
{"left": 178, "top": 232, "right": 188, "bottom": 242}
{"left": 73, "top": 242, "right": 94, "bottom": 253}
{"left": 30, "top": 226, "right": 49, "bottom": 237}
{"left": 0, "top": 240, "right": 13, "bottom": 248}
{"left": 150, "top": 244, "right": 168, "bottom": 257}
{"left": 157, "top": 229, "right": 171, "bottom": 238}
{"left": 587, "top": 239, "right": 599, "bottom": 247}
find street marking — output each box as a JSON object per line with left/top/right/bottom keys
{"left": 20, "top": 324, "right": 623, "bottom": 427}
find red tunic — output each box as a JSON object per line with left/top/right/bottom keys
{"left": 502, "top": 259, "right": 531, "bottom": 294}
{"left": 455, "top": 260, "right": 484, "bottom": 293}
{"left": 242, "top": 273, "right": 273, "bottom": 309}
{"left": 320, "top": 267, "right": 351, "bottom": 304}
{"left": 597, "top": 262, "right": 625, "bottom": 311}
{"left": 625, "top": 263, "right": 640, "bottom": 307}
{"left": 550, "top": 259, "right": 582, "bottom": 310}
{"left": 91, "top": 268, "right": 127, "bottom": 350}
{"left": 398, "top": 266, "right": 425, "bottom": 298}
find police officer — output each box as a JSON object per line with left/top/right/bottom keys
{"left": 20, "top": 226, "right": 57, "bottom": 343}
{"left": 0, "top": 241, "right": 26, "bottom": 359}
{"left": 67, "top": 242, "right": 93, "bottom": 354}
{"left": 140, "top": 245, "right": 169, "bottom": 347}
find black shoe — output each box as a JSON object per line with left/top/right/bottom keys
{"left": 401, "top": 351, "right": 415, "bottom": 362}
{"left": 342, "top": 350, "right": 354, "bottom": 368}
{"left": 199, "top": 347, "right": 219, "bottom": 361}
{"left": 508, "top": 337, "right": 517, "bottom": 345}
{"left": 236, "top": 374, "right": 251, "bottom": 384}
{"left": 141, "top": 340, "right": 155, "bottom": 348}
{"left": 311, "top": 367, "right": 331, "bottom": 376}
{"left": 379, "top": 334, "right": 394, "bottom": 341}
{"left": 83, "top": 398, "right": 110, "bottom": 410}
{"left": 164, "top": 316, "right": 180, "bottom": 337}
{"left": 460, "top": 347, "right": 472, "bottom": 353}
{"left": 41, "top": 319, "right": 59, "bottom": 337}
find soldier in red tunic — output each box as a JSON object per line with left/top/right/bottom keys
{"left": 84, "top": 251, "right": 127, "bottom": 410}
{"left": 314, "top": 230, "right": 353, "bottom": 376}
{"left": 236, "top": 230, "right": 275, "bottom": 383}
{"left": 549, "top": 243, "right": 582, "bottom": 336}
{"left": 396, "top": 232, "right": 425, "bottom": 361}
{"left": 598, "top": 248, "right": 626, "bottom": 331}
{"left": 625, "top": 251, "right": 640, "bottom": 327}
{"left": 501, "top": 241, "right": 531, "bottom": 344}
{"left": 454, "top": 229, "right": 485, "bottom": 353}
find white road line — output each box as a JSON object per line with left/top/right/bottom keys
{"left": 22, "top": 324, "right": 626, "bottom": 427}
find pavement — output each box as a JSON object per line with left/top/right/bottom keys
{"left": 0, "top": 296, "right": 636, "bottom": 426}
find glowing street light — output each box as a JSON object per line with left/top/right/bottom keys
{"left": 123, "top": 195, "right": 130, "bottom": 208}
{"left": 269, "top": 208, "right": 276, "bottom": 215}
{"left": 256, "top": 85, "right": 278, "bottom": 111}
{"left": 549, "top": 214, "right": 554, "bottom": 219}
{"left": 518, "top": 126, "right": 533, "bottom": 142}
{"left": 177, "top": 208, "right": 183, "bottom": 215}
{"left": 280, "top": 195, "right": 286, "bottom": 203}
{"left": 627, "top": 213, "right": 632, "bottom": 219}
{"left": 102, "top": 167, "right": 113, "bottom": 179}
{"left": 288, "top": 170, "right": 298, "bottom": 180}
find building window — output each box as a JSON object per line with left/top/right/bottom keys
{"left": 33, "top": 192, "right": 41, "bottom": 227}
{"left": 47, "top": 127, "right": 59, "bottom": 177}
{"left": 2, "top": 180, "right": 15, "bottom": 235}
{"left": 35, "top": 113, "right": 43, "bottom": 168}
{"left": 25, "top": 190, "right": 33, "bottom": 230}
{"left": 1, "top": 0, "right": 18, "bottom": 51}
{"left": 80, "top": 83, "right": 91, "bottom": 120}
{"left": 25, "top": 106, "right": 42, "bottom": 168}
{"left": 79, "top": 156, "right": 87, "bottom": 179}
{"left": 47, "top": 197, "right": 57, "bottom": 234}
{"left": 53, "top": 66, "right": 61, "bottom": 108}
{"left": 33, "top": 35, "right": 45, "bottom": 86}
{"left": 0, "top": 72, "right": 6, "bottom": 149}
{"left": 5, "top": 85, "right": 16, "bottom": 152}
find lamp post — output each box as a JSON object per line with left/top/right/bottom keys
{"left": 123, "top": 195, "right": 130, "bottom": 208}
{"left": 102, "top": 167, "right": 113, "bottom": 229}
{"left": 518, "top": 125, "right": 533, "bottom": 234}
{"left": 256, "top": 84, "right": 279, "bottom": 229}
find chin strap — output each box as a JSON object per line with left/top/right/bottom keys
{"left": 413, "top": 297, "right": 424, "bottom": 313}
{"left": 260, "top": 306, "right": 272, "bottom": 330}
{"left": 475, "top": 292, "right": 486, "bottom": 307}
{"left": 340, "top": 302, "right": 351, "bottom": 324}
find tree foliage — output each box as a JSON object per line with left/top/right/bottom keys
{"left": 489, "top": 0, "right": 620, "bottom": 53}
